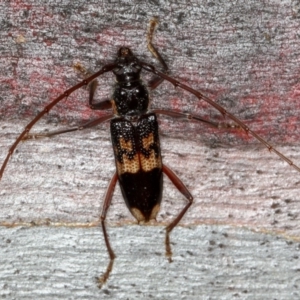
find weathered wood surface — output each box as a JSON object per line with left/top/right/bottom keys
{"left": 1, "top": 0, "right": 300, "bottom": 298}
{"left": 1, "top": 225, "right": 300, "bottom": 299}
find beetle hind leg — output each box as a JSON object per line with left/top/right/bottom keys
{"left": 162, "top": 165, "right": 193, "bottom": 262}
{"left": 96, "top": 172, "right": 118, "bottom": 289}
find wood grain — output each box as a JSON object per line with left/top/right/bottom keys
{"left": 1, "top": 0, "right": 300, "bottom": 298}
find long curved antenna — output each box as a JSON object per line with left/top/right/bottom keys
{"left": 140, "top": 61, "right": 300, "bottom": 173}
{"left": 0, "top": 63, "right": 117, "bottom": 179}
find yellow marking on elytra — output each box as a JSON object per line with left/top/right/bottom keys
{"left": 142, "top": 132, "right": 155, "bottom": 148}
{"left": 115, "top": 134, "right": 162, "bottom": 174}
{"left": 149, "top": 204, "right": 160, "bottom": 220}
{"left": 116, "top": 154, "right": 140, "bottom": 174}
{"left": 140, "top": 133, "right": 162, "bottom": 172}
{"left": 130, "top": 208, "right": 146, "bottom": 222}
{"left": 115, "top": 137, "right": 139, "bottom": 174}
{"left": 131, "top": 204, "right": 161, "bottom": 222}
{"left": 119, "top": 137, "right": 133, "bottom": 152}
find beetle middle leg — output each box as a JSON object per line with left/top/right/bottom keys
{"left": 162, "top": 164, "right": 193, "bottom": 262}
{"left": 154, "top": 109, "right": 242, "bottom": 130}
{"left": 22, "top": 115, "right": 113, "bottom": 140}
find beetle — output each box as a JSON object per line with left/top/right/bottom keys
{"left": 1, "top": 19, "right": 300, "bottom": 287}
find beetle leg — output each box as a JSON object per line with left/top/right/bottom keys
{"left": 22, "top": 115, "right": 113, "bottom": 140}
{"left": 88, "top": 79, "right": 113, "bottom": 110}
{"left": 74, "top": 63, "right": 113, "bottom": 110}
{"left": 0, "top": 63, "right": 117, "bottom": 180}
{"left": 142, "top": 61, "right": 300, "bottom": 172}
{"left": 97, "top": 171, "right": 118, "bottom": 289}
{"left": 162, "top": 164, "right": 193, "bottom": 262}
{"left": 153, "top": 108, "right": 242, "bottom": 130}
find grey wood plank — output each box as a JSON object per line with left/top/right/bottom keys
{"left": 1, "top": 0, "right": 300, "bottom": 299}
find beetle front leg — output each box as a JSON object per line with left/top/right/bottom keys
{"left": 88, "top": 80, "right": 113, "bottom": 110}
{"left": 0, "top": 63, "right": 117, "bottom": 180}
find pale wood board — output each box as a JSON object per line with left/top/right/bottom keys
{"left": 1, "top": 0, "right": 300, "bottom": 299}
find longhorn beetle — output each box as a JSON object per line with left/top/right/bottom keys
{"left": 1, "top": 19, "right": 300, "bottom": 287}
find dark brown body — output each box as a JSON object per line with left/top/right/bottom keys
{"left": 107, "top": 48, "right": 164, "bottom": 222}
{"left": 111, "top": 114, "right": 163, "bottom": 222}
